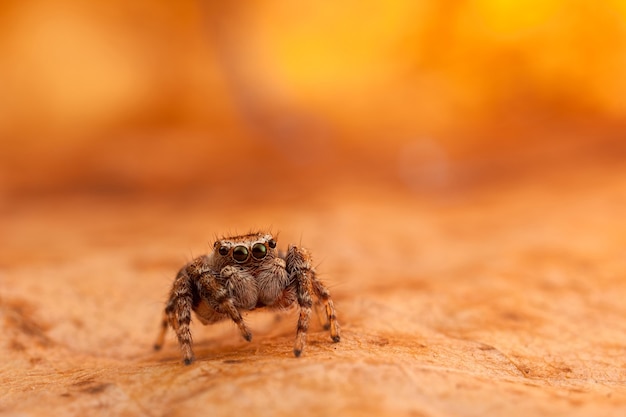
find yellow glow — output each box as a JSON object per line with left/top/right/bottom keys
{"left": 473, "top": 0, "right": 564, "bottom": 38}
{"left": 251, "top": 1, "right": 428, "bottom": 91}
{"left": 609, "top": 0, "right": 626, "bottom": 21}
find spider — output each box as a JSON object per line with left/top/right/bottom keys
{"left": 153, "top": 232, "right": 340, "bottom": 364}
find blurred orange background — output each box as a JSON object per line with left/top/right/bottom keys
{"left": 1, "top": 0, "right": 626, "bottom": 200}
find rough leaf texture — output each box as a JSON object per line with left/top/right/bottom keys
{"left": 2, "top": 167, "right": 626, "bottom": 416}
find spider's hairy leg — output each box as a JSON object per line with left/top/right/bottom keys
{"left": 198, "top": 272, "right": 253, "bottom": 342}
{"left": 161, "top": 270, "right": 195, "bottom": 365}
{"left": 153, "top": 310, "right": 169, "bottom": 351}
{"left": 311, "top": 272, "right": 341, "bottom": 343}
{"left": 287, "top": 245, "right": 314, "bottom": 357}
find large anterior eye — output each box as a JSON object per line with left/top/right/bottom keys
{"left": 251, "top": 243, "right": 267, "bottom": 259}
{"left": 232, "top": 245, "right": 249, "bottom": 262}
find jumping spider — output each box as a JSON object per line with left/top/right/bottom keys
{"left": 154, "top": 232, "right": 340, "bottom": 364}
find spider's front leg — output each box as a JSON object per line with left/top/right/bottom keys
{"left": 154, "top": 269, "right": 195, "bottom": 365}
{"left": 287, "top": 245, "right": 341, "bottom": 357}
{"left": 311, "top": 273, "right": 341, "bottom": 343}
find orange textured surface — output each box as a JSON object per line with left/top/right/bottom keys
{"left": 3, "top": 164, "right": 626, "bottom": 416}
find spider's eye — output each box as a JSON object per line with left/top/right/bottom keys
{"left": 251, "top": 243, "right": 267, "bottom": 259}
{"left": 268, "top": 239, "right": 277, "bottom": 249}
{"left": 232, "top": 245, "right": 249, "bottom": 262}
{"left": 218, "top": 245, "right": 229, "bottom": 256}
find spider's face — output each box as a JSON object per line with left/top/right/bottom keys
{"left": 213, "top": 233, "right": 277, "bottom": 265}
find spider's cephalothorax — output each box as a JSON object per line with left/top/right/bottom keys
{"left": 154, "top": 232, "right": 340, "bottom": 365}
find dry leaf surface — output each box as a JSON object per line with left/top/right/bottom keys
{"left": 2, "top": 168, "right": 626, "bottom": 416}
